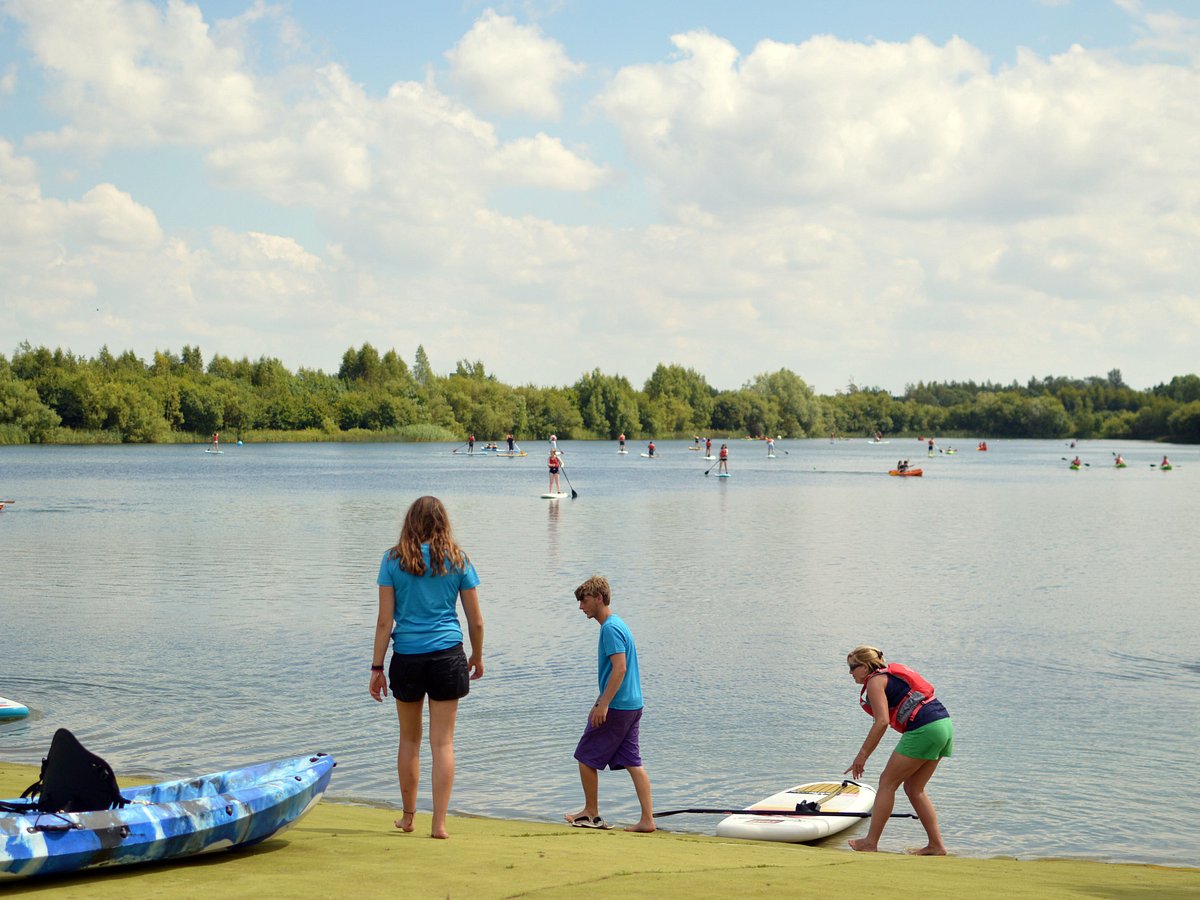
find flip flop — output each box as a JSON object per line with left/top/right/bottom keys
{"left": 566, "top": 814, "right": 613, "bottom": 829}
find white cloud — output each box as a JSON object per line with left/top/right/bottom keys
{"left": 445, "top": 8, "right": 583, "bottom": 120}
{"left": 0, "top": 62, "right": 16, "bottom": 96}
{"left": 8, "top": 0, "right": 265, "bottom": 151}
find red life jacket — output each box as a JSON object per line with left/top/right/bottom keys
{"left": 859, "top": 664, "right": 936, "bottom": 733}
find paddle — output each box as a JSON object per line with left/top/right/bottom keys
{"left": 451, "top": 442, "right": 468, "bottom": 454}
{"left": 1061, "top": 457, "right": 1089, "bottom": 467}
{"left": 704, "top": 458, "right": 719, "bottom": 476}
{"left": 558, "top": 463, "right": 578, "bottom": 499}
{"left": 652, "top": 807, "right": 918, "bottom": 820}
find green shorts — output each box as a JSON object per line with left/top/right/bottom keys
{"left": 895, "top": 717, "right": 954, "bottom": 761}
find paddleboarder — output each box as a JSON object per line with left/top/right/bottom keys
{"left": 618, "top": 433, "right": 626, "bottom": 451}
{"left": 766, "top": 437, "right": 775, "bottom": 457}
{"left": 506, "top": 433, "right": 515, "bottom": 452}
{"left": 565, "top": 575, "right": 655, "bottom": 833}
{"left": 844, "top": 645, "right": 952, "bottom": 856}
{"left": 467, "top": 434, "right": 475, "bottom": 455}
{"left": 705, "top": 437, "right": 712, "bottom": 458}
{"left": 718, "top": 443, "right": 729, "bottom": 474}
{"left": 647, "top": 441, "right": 656, "bottom": 458}
{"left": 548, "top": 450, "right": 563, "bottom": 495}
{"left": 370, "top": 496, "right": 485, "bottom": 840}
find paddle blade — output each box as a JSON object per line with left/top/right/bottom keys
{"left": 571, "top": 488, "right": 579, "bottom": 499}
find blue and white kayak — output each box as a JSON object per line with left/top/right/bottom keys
{"left": 1, "top": 753, "right": 334, "bottom": 879}
{"left": 0, "top": 697, "right": 29, "bottom": 721}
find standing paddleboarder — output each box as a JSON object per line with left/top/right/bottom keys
{"left": 548, "top": 450, "right": 563, "bottom": 495}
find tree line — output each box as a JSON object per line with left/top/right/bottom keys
{"left": 2, "top": 342, "right": 1199, "bottom": 444}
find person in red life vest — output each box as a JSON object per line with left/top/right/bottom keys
{"left": 548, "top": 450, "right": 563, "bottom": 494}
{"left": 618, "top": 433, "right": 626, "bottom": 451}
{"left": 1071, "top": 456, "right": 1082, "bottom": 467}
{"left": 467, "top": 434, "right": 475, "bottom": 454}
{"left": 718, "top": 443, "right": 729, "bottom": 473}
{"left": 845, "top": 645, "right": 952, "bottom": 855}
{"left": 705, "top": 437, "right": 712, "bottom": 457}
{"left": 646, "top": 441, "right": 656, "bottom": 458}
{"left": 1161, "top": 455, "right": 1171, "bottom": 468}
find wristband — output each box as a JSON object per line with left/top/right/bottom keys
{"left": 371, "top": 665, "right": 384, "bottom": 672}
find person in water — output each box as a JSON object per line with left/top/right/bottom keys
{"left": 896, "top": 460, "right": 908, "bottom": 473}
{"left": 467, "top": 434, "right": 475, "bottom": 455}
{"left": 718, "top": 443, "right": 729, "bottom": 473}
{"left": 705, "top": 437, "right": 713, "bottom": 457}
{"left": 1115, "top": 453, "right": 1125, "bottom": 467}
{"left": 647, "top": 441, "right": 656, "bottom": 457}
{"left": 548, "top": 450, "right": 563, "bottom": 494}
{"left": 618, "top": 433, "right": 626, "bottom": 450}
{"left": 1161, "top": 455, "right": 1171, "bottom": 467}
{"left": 370, "top": 496, "right": 484, "bottom": 840}
{"left": 766, "top": 437, "right": 775, "bottom": 457}
{"left": 927, "top": 437, "right": 935, "bottom": 453}
{"left": 845, "top": 645, "right": 952, "bottom": 855}
{"left": 506, "top": 433, "right": 515, "bottom": 452}
{"left": 1072, "top": 456, "right": 1082, "bottom": 467}
{"left": 565, "top": 575, "right": 655, "bottom": 833}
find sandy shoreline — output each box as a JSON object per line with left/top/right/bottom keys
{"left": 2, "top": 762, "right": 1197, "bottom": 898}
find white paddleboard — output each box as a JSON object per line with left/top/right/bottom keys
{"left": 205, "top": 448, "right": 223, "bottom": 454}
{"left": 866, "top": 440, "right": 890, "bottom": 445}
{"left": 617, "top": 449, "right": 629, "bottom": 454}
{"left": 715, "top": 780, "right": 875, "bottom": 843}
{"left": 639, "top": 453, "right": 660, "bottom": 458}
{"left": 0, "top": 695, "right": 30, "bottom": 720}
{"left": 540, "top": 492, "right": 570, "bottom": 499}
{"left": 703, "top": 456, "right": 716, "bottom": 460}
{"left": 716, "top": 472, "right": 731, "bottom": 478}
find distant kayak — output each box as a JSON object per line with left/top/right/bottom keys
{"left": 888, "top": 468, "right": 923, "bottom": 477}
{"left": 1070, "top": 464, "right": 1081, "bottom": 470}
{"left": 494, "top": 451, "right": 527, "bottom": 458}
{"left": 1161, "top": 464, "right": 1173, "bottom": 471}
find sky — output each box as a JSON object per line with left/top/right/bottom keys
{"left": 1, "top": 1, "right": 1198, "bottom": 395}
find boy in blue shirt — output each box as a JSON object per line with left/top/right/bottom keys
{"left": 564, "top": 576, "right": 655, "bottom": 833}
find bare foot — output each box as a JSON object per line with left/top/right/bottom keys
{"left": 563, "top": 809, "right": 596, "bottom": 824}
{"left": 905, "top": 845, "right": 947, "bottom": 856}
{"left": 623, "top": 821, "right": 657, "bottom": 833}
{"left": 431, "top": 829, "right": 450, "bottom": 840}
{"left": 394, "top": 811, "right": 415, "bottom": 833}
{"left": 847, "top": 838, "right": 878, "bottom": 852}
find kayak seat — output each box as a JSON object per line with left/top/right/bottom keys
{"left": 19, "top": 728, "right": 129, "bottom": 813}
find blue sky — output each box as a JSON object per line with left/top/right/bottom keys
{"left": 2, "top": 0, "right": 1198, "bottom": 393}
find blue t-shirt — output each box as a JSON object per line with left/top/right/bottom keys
{"left": 598, "top": 614, "right": 643, "bottom": 710}
{"left": 377, "top": 544, "right": 480, "bottom": 654}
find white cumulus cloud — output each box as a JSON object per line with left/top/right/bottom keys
{"left": 446, "top": 8, "right": 583, "bottom": 120}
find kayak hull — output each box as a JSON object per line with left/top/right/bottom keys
{"left": 0, "top": 753, "right": 334, "bottom": 879}
{"left": 888, "top": 469, "right": 923, "bottom": 477}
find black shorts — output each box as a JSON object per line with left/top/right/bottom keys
{"left": 388, "top": 643, "right": 470, "bottom": 703}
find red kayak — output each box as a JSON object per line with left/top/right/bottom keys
{"left": 888, "top": 468, "right": 923, "bottom": 477}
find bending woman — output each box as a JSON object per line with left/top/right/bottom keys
{"left": 370, "top": 496, "right": 484, "bottom": 839}
{"left": 844, "top": 645, "right": 952, "bottom": 855}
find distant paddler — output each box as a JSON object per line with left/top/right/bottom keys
{"left": 766, "top": 437, "right": 775, "bottom": 458}
{"left": 718, "top": 443, "right": 729, "bottom": 474}
{"left": 646, "top": 441, "right": 656, "bottom": 458}
{"left": 548, "top": 449, "right": 563, "bottom": 495}
{"left": 618, "top": 433, "right": 626, "bottom": 452}
{"left": 506, "top": 433, "right": 515, "bottom": 453}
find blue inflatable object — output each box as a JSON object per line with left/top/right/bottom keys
{"left": 0, "top": 697, "right": 29, "bottom": 720}
{"left": 0, "top": 753, "right": 334, "bottom": 879}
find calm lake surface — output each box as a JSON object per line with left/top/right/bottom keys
{"left": 2, "top": 438, "right": 1197, "bottom": 866}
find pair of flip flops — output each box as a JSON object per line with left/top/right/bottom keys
{"left": 566, "top": 813, "right": 613, "bottom": 830}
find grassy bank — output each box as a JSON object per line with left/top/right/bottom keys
{"left": 2, "top": 763, "right": 1196, "bottom": 898}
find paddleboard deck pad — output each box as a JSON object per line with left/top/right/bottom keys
{"left": 715, "top": 780, "right": 875, "bottom": 843}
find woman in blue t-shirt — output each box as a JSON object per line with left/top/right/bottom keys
{"left": 370, "top": 496, "right": 484, "bottom": 840}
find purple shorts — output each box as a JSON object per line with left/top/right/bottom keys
{"left": 574, "top": 707, "right": 643, "bottom": 771}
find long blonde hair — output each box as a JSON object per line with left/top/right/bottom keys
{"left": 848, "top": 645, "right": 886, "bottom": 673}
{"left": 388, "top": 496, "right": 467, "bottom": 576}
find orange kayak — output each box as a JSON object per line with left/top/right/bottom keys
{"left": 888, "top": 468, "right": 923, "bottom": 477}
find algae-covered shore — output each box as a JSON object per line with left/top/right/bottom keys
{"left": 2, "top": 763, "right": 1197, "bottom": 898}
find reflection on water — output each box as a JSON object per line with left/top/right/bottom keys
{"left": 1, "top": 439, "right": 1197, "bottom": 865}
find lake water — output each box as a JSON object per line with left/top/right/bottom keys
{"left": 1, "top": 438, "right": 1197, "bottom": 866}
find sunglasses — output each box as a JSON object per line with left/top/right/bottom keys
{"left": 848, "top": 662, "right": 865, "bottom": 672}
